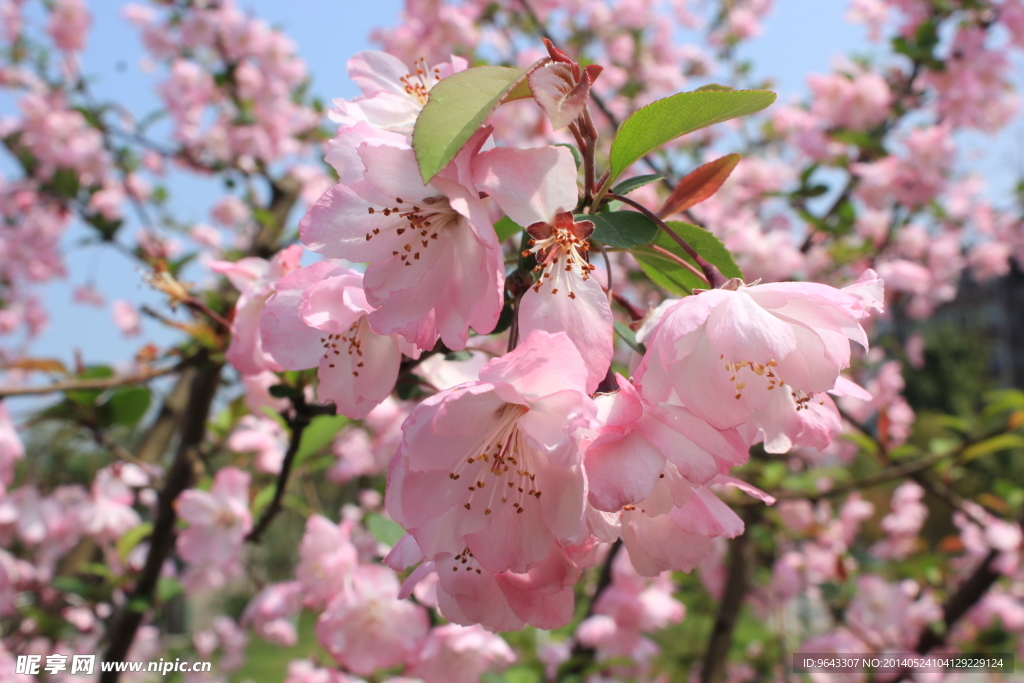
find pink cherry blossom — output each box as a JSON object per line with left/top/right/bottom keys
{"left": 387, "top": 330, "right": 595, "bottom": 575}
{"left": 111, "top": 300, "right": 142, "bottom": 338}
{"left": 585, "top": 374, "right": 749, "bottom": 512}
{"left": 242, "top": 581, "right": 303, "bottom": 646}
{"left": 227, "top": 415, "right": 288, "bottom": 474}
{"left": 315, "top": 564, "right": 429, "bottom": 675}
{"left": 46, "top": 0, "right": 90, "bottom": 53}
{"left": 260, "top": 261, "right": 411, "bottom": 418}
{"left": 175, "top": 467, "right": 252, "bottom": 591}
{"left": 209, "top": 244, "right": 303, "bottom": 376}
{"left": 636, "top": 270, "right": 883, "bottom": 452}
{"left": 474, "top": 145, "right": 613, "bottom": 392}
{"left": 408, "top": 623, "right": 516, "bottom": 683}
{"left": 331, "top": 51, "right": 467, "bottom": 135}
{"left": 301, "top": 128, "right": 503, "bottom": 350}
{"left": 295, "top": 514, "right": 358, "bottom": 609}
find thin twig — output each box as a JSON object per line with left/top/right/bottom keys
{"left": 700, "top": 507, "right": 760, "bottom": 683}
{"left": 557, "top": 540, "right": 623, "bottom": 678}
{"left": 649, "top": 244, "right": 711, "bottom": 285}
{"left": 0, "top": 363, "right": 183, "bottom": 398}
{"left": 246, "top": 396, "right": 315, "bottom": 543}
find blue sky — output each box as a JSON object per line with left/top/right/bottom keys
{"left": 9, "top": 1, "right": 1021, "bottom": 401}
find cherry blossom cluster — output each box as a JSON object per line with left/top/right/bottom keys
{"left": 198, "top": 45, "right": 886, "bottom": 635}
{"left": 2, "top": 0, "right": 1024, "bottom": 681}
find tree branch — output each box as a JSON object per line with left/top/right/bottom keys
{"left": 245, "top": 396, "right": 315, "bottom": 543}
{"left": 0, "top": 363, "right": 183, "bottom": 399}
{"left": 700, "top": 507, "right": 760, "bottom": 683}
{"left": 99, "top": 354, "right": 222, "bottom": 682}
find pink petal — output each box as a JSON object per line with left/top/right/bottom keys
{"left": 473, "top": 146, "right": 579, "bottom": 227}
{"left": 517, "top": 270, "right": 614, "bottom": 394}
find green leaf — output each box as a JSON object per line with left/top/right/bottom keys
{"left": 632, "top": 222, "right": 743, "bottom": 295}
{"left": 611, "top": 174, "right": 664, "bottom": 196}
{"left": 413, "top": 66, "right": 527, "bottom": 182}
{"left": 695, "top": 83, "right": 734, "bottom": 92}
{"left": 66, "top": 365, "right": 115, "bottom": 406}
{"left": 365, "top": 513, "right": 406, "bottom": 547}
{"left": 293, "top": 415, "right": 348, "bottom": 467}
{"left": 494, "top": 216, "right": 523, "bottom": 242}
{"left": 100, "top": 386, "right": 151, "bottom": 428}
{"left": 117, "top": 522, "right": 154, "bottom": 562}
{"left": 609, "top": 89, "right": 776, "bottom": 182}
{"left": 614, "top": 321, "right": 646, "bottom": 355}
{"left": 584, "top": 211, "right": 659, "bottom": 248}
{"left": 961, "top": 433, "right": 1024, "bottom": 463}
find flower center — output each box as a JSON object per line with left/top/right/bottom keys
{"left": 721, "top": 355, "right": 822, "bottom": 410}
{"left": 447, "top": 403, "right": 543, "bottom": 516}
{"left": 365, "top": 195, "right": 454, "bottom": 266}
{"left": 399, "top": 57, "right": 443, "bottom": 105}
{"left": 320, "top": 317, "right": 369, "bottom": 375}
{"left": 524, "top": 227, "right": 596, "bottom": 299}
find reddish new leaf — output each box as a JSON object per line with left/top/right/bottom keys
{"left": 658, "top": 153, "right": 741, "bottom": 218}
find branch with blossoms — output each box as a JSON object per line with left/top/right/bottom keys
{"left": 4, "top": 1, "right": 1024, "bottom": 682}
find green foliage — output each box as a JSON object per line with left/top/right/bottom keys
{"left": 610, "top": 174, "right": 664, "bottom": 196}
{"left": 293, "top": 415, "right": 348, "bottom": 467}
{"left": 413, "top": 66, "right": 529, "bottom": 182}
{"left": 633, "top": 222, "right": 743, "bottom": 294}
{"left": 494, "top": 215, "right": 523, "bottom": 242}
{"left": 585, "top": 211, "right": 659, "bottom": 248}
{"left": 608, "top": 89, "right": 776, "bottom": 182}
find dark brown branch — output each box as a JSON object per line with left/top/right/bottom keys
{"left": 700, "top": 507, "right": 760, "bottom": 683}
{"left": 245, "top": 396, "right": 315, "bottom": 543}
{"left": 557, "top": 539, "right": 623, "bottom": 679}
{"left": 100, "top": 354, "right": 222, "bottom": 682}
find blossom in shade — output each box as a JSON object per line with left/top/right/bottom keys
{"left": 315, "top": 564, "right": 429, "bottom": 675}
{"left": 260, "top": 261, "right": 414, "bottom": 419}
{"left": 407, "top": 623, "right": 516, "bottom": 683}
{"left": 175, "top": 467, "right": 252, "bottom": 590}
{"left": 209, "top": 244, "right": 304, "bottom": 376}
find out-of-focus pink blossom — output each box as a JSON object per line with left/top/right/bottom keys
{"left": 46, "top": 0, "right": 90, "bottom": 53}
{"left": 227, "top": 415, "right": 287, "bottom": 474}
{"left": 316, "top": 564, "right": 429, "bottom": 675}
{"left": 111, "top": 300, "right": 142, "bottom": 338}
{"left": 242, "top": 582, "right": 303, "bottom": 646}
{"left": 408, "top": 623, "right": 516, "bottom": 683}
{"left": 175, "top": 467, "right": 252, "bottom": 592}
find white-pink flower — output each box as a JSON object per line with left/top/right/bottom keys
{"left": 315, "top": 564, "right": 429, "bottom": 675}
{"left": 301, "top": 128, "right": 503, "bottom": 350}
{"left": 637, "top": 270, "right": 883, "bottom": 452}
{"left": 210, "top": 244, "right": 304, "bottom": 376}
{"left": 175, "top": 467, "right": 252, "bottom": 588}
{"left": 386, "top": 330, "right": 595, "bottom": 575}
{"left": 330, "top": 51, "right": 467, "bottom": 135}
{"left": 474, "top": 145, "right": 614, "bottom": 392}
{"left": 408, "top": 623, "right": 516, "bottom": 683}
